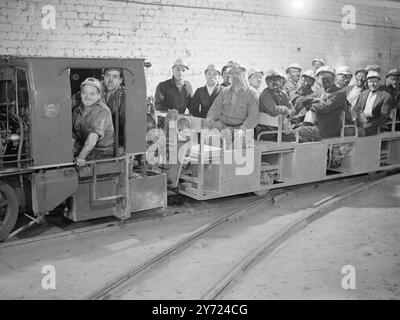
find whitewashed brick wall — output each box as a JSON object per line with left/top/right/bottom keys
{"left": 1, "top": 0, "right": 400, "bottom": 95}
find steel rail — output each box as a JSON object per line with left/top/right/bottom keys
{"left": 87, "top": 193, "right": 277, "bottom": 300}
{"left": 0, "top": 195, "right": 259, "bottom": 248}
{"left": 87, "top": 172, "right": 393, "bottom": 300}
{"left": 1, "top": 173, "right": 387, "bottom": 248}
{"left": 200, "top": 175, "right": 391, "bottom": 300}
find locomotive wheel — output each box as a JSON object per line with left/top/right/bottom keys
{"left": 0, "top": 181, "right": 19, "bottom": 242}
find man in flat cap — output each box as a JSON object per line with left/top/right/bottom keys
{"left": 248, "top": 68, "right": 264, "bottom": 92}
{"left": 154, "top": 58, "right": 193, "bottom": 114}
{"left": 206, "top": 63, "right": 259, "bottom": 134}
{"left": 296, "top": 66, "right": 348, "bottom": 142}
{"left": 256, "top": 69, "right": 296, "bottom": 142}
{"left": 346, "top": 68, "right": 367, "bottom": 111}
{"left": 353, "top": 70, "right": 395, "bottom": 136}
{"left": 284, "top": 63, "right": 302, "bottom": 99}
{"left": 336, "top": 66, "right": 353, "bottom": 89}
{"left": 189, "top": 64, "right": 222, "bottom": 118}
{"left": 72, "top": 77, "right": 115, "bottom": 166}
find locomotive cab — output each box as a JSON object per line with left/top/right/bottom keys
{"left": 63, "top": 61, "right": 167, "bottom": 222}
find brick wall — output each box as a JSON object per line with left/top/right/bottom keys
{"left": 1, "top": 0, "right": 400, "bottom": 96}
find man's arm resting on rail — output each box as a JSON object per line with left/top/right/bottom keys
{"left": 75, "top": 132, "right": 99, "bottom": 166}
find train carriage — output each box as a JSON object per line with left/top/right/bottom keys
{"left": 160, "top": 110, "right": 400, "bottom": 200}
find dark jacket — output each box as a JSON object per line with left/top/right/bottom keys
{"left": 259, "top": 88, "right": 293, "bottom": 116}
{"left": 221, "top": 81, "right": 231, "bottom": 87}
{"left": 380, "top": 85, "right": 399, "bottom": 100}
{"left": 154, "top": 77, "right": 193, "bottom": 114}
{"left": 290, "top": 87, "right": 314, "bottom": 114}
{"left": 381, "top": 85, "right": 400, "bottom": 119}
{"left": 283, "top": 79, "right": 299, "bottom": 99}
{"left": 189, "top": 85, "right": 222, "bottom": 118}
{"left": 309, "top": 85, "right": 347, "bottom": 138}
{"left": 354, "top": 88, "right": 394, "bottom": 134}
{"left": 104, "top": 88, "right": 126, "bottom": 146}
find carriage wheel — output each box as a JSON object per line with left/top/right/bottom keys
{"left": 0, "top": 181, "right": 19, "bottom": 242}
{"left": 253, "top": 166, "right": 275, "bottom": 196}
{"left": 253, "top": 189, "right": 271, "bottom": 196}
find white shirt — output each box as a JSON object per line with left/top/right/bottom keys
{"left": 364, "top": 91, "right": 377, "bottom": 117}
{"left": 206, "top": 84, "right": 217, "bottom": 96}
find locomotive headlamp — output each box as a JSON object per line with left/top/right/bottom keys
{"left": 177, "top": 117, "right": 192, "bottom": 132}
{"left": 292, "top": 0, "right": 305, "bottom": 10}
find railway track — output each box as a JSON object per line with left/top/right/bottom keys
{"left": 2, "top": 172, "right": 376, "bottom": 249}
{"left": 0, "top": 193, "right": 262, "bottom": 248}
{"left": 200, "top": 177, "right": 388, "bottom": 300}
{"left": 86, "top": 172, "right": 392, "bottom": 300}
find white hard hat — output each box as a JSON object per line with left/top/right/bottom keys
{"left": 248, "top": 67, "right": 264, "bottom": 79}
{"left": 172, "top": 58, "right": 189, "bottom": 70}
{"left": 316, "top": 66, "right": 336, "bottom": 77}
{"left": 301, "top": 69, "right": 316, "bottom": 80}
{"left": 336, "top": 65, "right": 352, "bottom": 76}
{"left": 312, "top": 57, "right": 325, "bottom": 65}
{"left": 366, "top": 70, "right": 381, "bottom": 80}
{"left": 229, "top": 62, "right": 246, "bottom": 73}
{"left": 265, "top": 69, "right": 286, "bottom": 81}
{"left": 286, "top": 63, "right": 302, "bottom": 73}
{"left": 204, "top": 64, "right": 220, "bottom": 74}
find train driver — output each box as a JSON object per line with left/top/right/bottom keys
{"left": 72, "top": 77, "right": 115, "bottom": 166}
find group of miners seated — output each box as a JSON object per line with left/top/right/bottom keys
{"left": 155, "top": 58, "right": 399, "bottom": 142}
{"left": 71, "top": 59, "right": 400, "bottom": 165}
